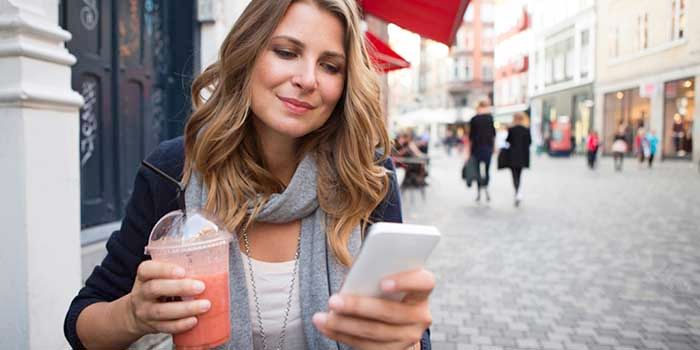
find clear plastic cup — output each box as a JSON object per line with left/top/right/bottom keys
{"left": 145, "top": 209, "right": 232, "bottom": 349}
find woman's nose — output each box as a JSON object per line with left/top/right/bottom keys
{"left": 291, "top": 62, "right": 318, "bottom": 92}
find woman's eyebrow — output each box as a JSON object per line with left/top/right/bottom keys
{"left": 271, "top": 35, "right": 346, "bottom": 60}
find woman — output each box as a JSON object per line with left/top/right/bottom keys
{"left": 646, "top": 130, "right": 659, "bottom": 168}
{"left": 634, "top": 127, "right": 646, "bottom": 165}
{"left": 612, "top": 126, "right": 628, "bottom": 171}
{"left": 506, "top": 112, "right": 531, "bottom": 206}
{"left": 64, "top": 1, "right": 434, "bottom": 349}
{"left": 469, "top": 100, "right": 496, "bottom": 202}
{"left": 586, "top": 130, "right": 600, "bottom": 169}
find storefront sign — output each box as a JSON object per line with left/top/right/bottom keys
{"left": 639, "top": 82, "right": 658, "bottom": 98}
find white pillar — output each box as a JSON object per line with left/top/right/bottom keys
{"left": 650, "top": 81, "right": 665, "bottom": 157}
{"left": 0, "top": 0, "right": 82, "bottom": 349}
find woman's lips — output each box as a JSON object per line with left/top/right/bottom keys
{"left": 278, "top": 96, "right": 314, "bottom": 114}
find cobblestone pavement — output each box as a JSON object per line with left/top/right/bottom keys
{"left": 401, "top": 152, "right": 700, "bottom": 350}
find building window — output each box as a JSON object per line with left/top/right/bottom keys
{"left": 465, "top": 58, "right": 473, "bottom": 80}
{"left": 671, "top": 0, "right": 687, "bottom": 40}
{"left": 637, "top": 13, "right": 648, "bottom": 50}
{"left": 580, "top": 29, "right": 590, "bottom": 78}
{"left": 452, "top": 59, "right": 460, "bottom": 81}
{"left": 482, "top": 28, "right": 494, "bottom": 52}
{"left": 546, "top": 36, "right": 574, "bottom": 86}
{"left": 663, "top": 78, "right": 694, "bottom": 158}
{"left": 456, "top": 27, "right": 467, "bottom": 50}
{"left": 482, "top": 64, "right": 493, "bottom": 81}
{"left": 545, "top": 47, "right": 554, "bottom": 85}
{"left": 466, "top": 30, "right": 475, "bottom": 51}
{"left": 481, "top": 3, "right": 494, "bottom": 23}
{"left": 564, "top": 37, "right": 574, "bottom": 80}
{"left": 608, "top": 25, "right": 619, "bottom": 58}
{"left": 465, "top": 5, "right": 474, "bottom": 22}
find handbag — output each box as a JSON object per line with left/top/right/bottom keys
{"left": 497, "top": 148, "right": 510, "bottom": 169}
{"left": 612, "top": 139, "right": 627, "bottom": 153}
{"left": 462, "top": 157, "right": 478, "bottom": 187}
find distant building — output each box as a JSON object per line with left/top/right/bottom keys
{"left": 448, "top": 0, "right": 495, "bottom": 113}
{"left": 529, "top": 0, "right": 596, "bottom": 155}
{"left": 595, "top": 0, "right": 699, "bottom": 162}
{"left": 493, "top": 0, "right": 532, "bottom": 128}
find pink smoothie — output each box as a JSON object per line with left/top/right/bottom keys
{"left": 173, "top": 272, "right": 230, "bottom": 349}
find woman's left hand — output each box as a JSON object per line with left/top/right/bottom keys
{"left": 312, "top": 268, "right": 435, "bottom": 350}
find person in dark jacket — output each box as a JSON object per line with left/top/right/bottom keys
{"left": 63, "top": 1, "right": 434, "bottom": 350}
{"left": 469, "top": 100, "right": 497, "bottom": 202}
{"left": 506, "top": 112, "right": 532, "bottom": 207}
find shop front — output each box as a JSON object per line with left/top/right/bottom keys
{"left": 663, "top": 77, "right": 695, "bottom": 159}
{"left": 601, "top": 77, "right": 695, "bottom": 160}
{"left": 602, "top": 87, "right": 651, "bottom": 155}
{"left": 534, "top": 84, "right": 594, "bottom": 155}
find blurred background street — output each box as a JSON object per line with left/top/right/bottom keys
{"left": 405, "top": 152, "right": 700, "bottom": 350}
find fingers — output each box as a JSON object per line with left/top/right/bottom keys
{"left": 145, "top": 299, "right": 211, "bottom": 321}
{"left": 381, "top": 269, "right": 435, "bottom": 304}
{"left": 153, "top": 316, "right": 199, "bottom": 335}
{"left": 313, "top": 313, "right": 420, "bottom": 350}
{"left": 328, "top": 295, "right": 429, "bottom": 326}
{"left": 136, "top": 261, "right": 186, "bottom": 282}
{"left": 314, "top": 311, "right": 418, "bottom": 343}
{"left": 139, "top": 279, "right": 206, "bottom": 300}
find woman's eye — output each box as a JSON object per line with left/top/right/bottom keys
{"left": 274, "top": 49, "right": 297, "bottom": 59}
{"left": 321, "top": 63, "right": 340, "bottom": 74}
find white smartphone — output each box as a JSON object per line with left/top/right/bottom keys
{"left": 339, "top": 222, "right": 441, "bottom": 301}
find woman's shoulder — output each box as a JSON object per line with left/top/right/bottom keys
{"left": 145, "top": 136, "right": 186, "bottom": 180}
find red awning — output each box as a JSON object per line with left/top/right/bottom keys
{"left": 360, "top": 0, "right": 471, "bottom": 46}
{"left": 365, "top": 31, "right": 410, "bottom": 73}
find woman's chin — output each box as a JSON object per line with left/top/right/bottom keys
{"left": 270, "top": 124, "right": 316, "bottom": 140}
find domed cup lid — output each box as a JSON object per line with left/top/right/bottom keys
{"left": 145, "top": 209, "right": 232, "bottom": 255}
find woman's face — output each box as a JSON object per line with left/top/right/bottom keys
{"left": 249, "top": 1, "right": 346, "bottom": 141}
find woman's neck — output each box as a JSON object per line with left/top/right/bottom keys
{"left": 254, "top": 121, "right": 299, "bottom": 185}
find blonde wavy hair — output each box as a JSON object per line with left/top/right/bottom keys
{"left": 183, "top": 0, "right": 391, "bottom": 266}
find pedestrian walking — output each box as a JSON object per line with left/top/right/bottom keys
{"left": 612, "top": 126, "right": 628, "bottom": 171}
{"left": 506, "top": 112, "right": 531, "bottom": 206}
{"left": 469, "top": 100, "right": 496, "bottom": 202}
{"left": 635, "top": 127, "right": 646, "bottom": 166}
{"left": 63, "top": 1, "right": 434, "bottom": 350}
{"left": 646, "top": 130, "right": 660, "bottom": 168}
{"left": 586, "top": 130, "right": 600, "bottom": 169}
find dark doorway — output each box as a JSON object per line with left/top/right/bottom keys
{"left": 60, "top": 0, "right": 197, "bottom": 228}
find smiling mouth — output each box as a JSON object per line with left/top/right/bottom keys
{"left": 278, "top": 96, "right": 315, "bottom": 114}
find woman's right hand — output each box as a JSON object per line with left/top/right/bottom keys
{"left": 124, "top": 260, "right": 211, "bottom": 336}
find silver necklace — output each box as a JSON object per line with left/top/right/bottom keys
{"left": 242, "top": 227, "right": 302, "bottom": 350}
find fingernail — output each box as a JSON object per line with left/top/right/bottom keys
{"left": 381, "top": 279, "right": 396, "bottom": 291}
{"left": 312, "top": 312, "right": 327, "bottom": 326}
{"left": 192, "top": 281, "right": 205, "bottom": 293}
{"left": 173, "top": 267, "right": 186, "bottom": 277}
{"left": 198, "top": 300, "right": 211, "bottom": 311}
{"left": 328, "top": 295, "right": 344, "bottom": 310}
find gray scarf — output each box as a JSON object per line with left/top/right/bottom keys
{"left": 185, "top": 154, "right": 359, "bottom": 350}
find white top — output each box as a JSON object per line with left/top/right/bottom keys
{"left": 241, "top": 252, "right": 306, "bottom": 350}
